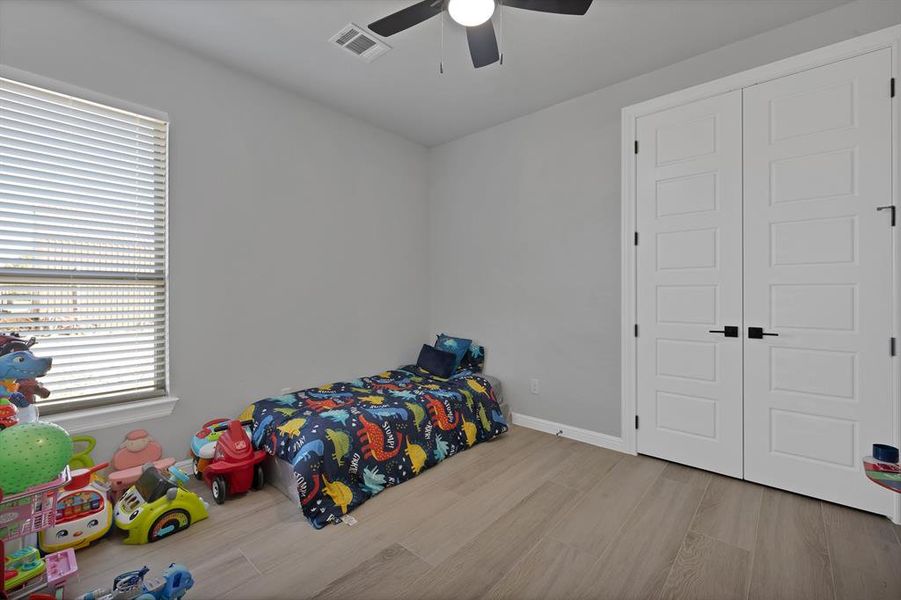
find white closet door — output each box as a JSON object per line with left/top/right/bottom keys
{"left": 636, "top": 91, "right": 744, "bottom": 477}
{"left": 743, "top": 49, "right": 894, "bottom": 514}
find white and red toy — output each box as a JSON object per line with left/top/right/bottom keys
{"left": 39, "top": 463, "right": 112, "bottom": 554}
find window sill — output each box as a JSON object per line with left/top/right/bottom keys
{"left": 43, "top": 396, "right": 179, "bottom": 435}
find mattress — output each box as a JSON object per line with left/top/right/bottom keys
{"left": 264, "top": 373, "right": 507, "bottom": 506}
{"left": 245, "top": 366, "right": 507, "bottom": 528}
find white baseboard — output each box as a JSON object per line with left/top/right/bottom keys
{"left": 511, "top": 412, "right": 630, "bottom": 454}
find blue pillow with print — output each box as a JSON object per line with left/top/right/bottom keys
{"left": 457, "top": 343, "right": 485, "bottom": 373}
{"left": 435, "top": 334, "right": 472, "bottom": 369}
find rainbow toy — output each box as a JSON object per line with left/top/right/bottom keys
{"left": 863, "top": 444, "right": 901, "bottom": 494}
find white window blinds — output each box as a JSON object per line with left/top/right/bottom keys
{"left": 0, "top": 76, "right": 168, "bottom": 414}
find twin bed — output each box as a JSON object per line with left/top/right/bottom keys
{"left": 242, "top": 364, "right": 508, "bottom": 528}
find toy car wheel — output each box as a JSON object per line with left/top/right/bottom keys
{"left": 252, "top": 463, "right": 265, "bottom": 490}
{"left": 148, "top": 509, "right": 191, "bottom": 543}
{"left": 212, "top": 476, "right": 227, "bottom": 504}
{"left": 192, "top": 457, "right": 203, "bottom": 480}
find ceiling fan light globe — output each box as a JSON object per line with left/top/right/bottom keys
{"left": 448, "top": 0, "right": 496, "bottom": 28}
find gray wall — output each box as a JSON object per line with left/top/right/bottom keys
{"left": 427, "top": 0, "right": 901, "bottom": 438}
{"left": 0, "top": 0, "right": 429, "bottom": 460}
{"left": 2, "top": 0, "right": 899, "bottom": 458}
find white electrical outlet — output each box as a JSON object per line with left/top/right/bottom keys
{"left": 530, "top": 378, "right": 540, "bottom": 395}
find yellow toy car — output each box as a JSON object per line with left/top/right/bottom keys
{"left": 113, "top": 465, "right": 208, "bottom": 545}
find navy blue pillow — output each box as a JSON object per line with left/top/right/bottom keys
{"left": 435, "top": 334, "right": 472, "bottom": 369}
{"left": 416, "top": 344, "right": 456, "bottom": 378}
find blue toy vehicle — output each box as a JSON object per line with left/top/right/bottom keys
{"left": 75, "top": 563, "right": 193, "bottom": 600}
{"left": 140, "top": 563, "right": 193, "bottom": 599}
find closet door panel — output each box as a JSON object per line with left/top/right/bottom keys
{"left": 743, "top": 49, "right": 894, "bottom": 515}
{"left": 635, "top": 90, "right": 743, "bottom": 477}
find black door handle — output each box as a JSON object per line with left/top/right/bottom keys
{"left": 748, "top": 326, "right": 778, "bottom": 339}
{"left": 877, "top": 205, "right": 896, "bottom": 226}
{"left": 709, "top": 325, "right": 739, "bottom": 337}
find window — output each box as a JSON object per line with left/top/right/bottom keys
{"left": 0, "top": 76, "right": 168, "bottom": 414}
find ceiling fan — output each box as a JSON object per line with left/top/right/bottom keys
{"left": 368, "top": 0, "right": 594, "bottom": 68}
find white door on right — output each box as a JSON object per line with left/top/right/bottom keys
{"left": 743, "top": 49, "right": 895, "bottom": 515}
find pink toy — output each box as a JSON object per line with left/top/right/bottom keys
{"left": 0, "top": 469, "right": 70, "bottom": 541}
{"left": 44, "top": 548, "right": 77, "bottom": 593}
{"left": 1, "top": 469, "right": 79, "bottom": 600}
{"left": 112, "top": 430, "right": 162, "bottom": 470}
{"left": 108, "top": 430, "right": 175, "bottom": 501}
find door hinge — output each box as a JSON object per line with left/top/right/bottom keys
{"left": 634, "top": 140, "right": 639, "bottom": 154}
{"left": 892, "top": 337, "right": 896, "bottom": 357}
{"left": 634, "top": 324, "right": 639, "bottom": 337}
{"left": 635, "top": 415, "right": 639, "bottom": 429}
{"left": 892, "top": 77, "right": 896, "bottom": 98}
{"left": 634, "top": 231, "right": 639, "bottom": 246}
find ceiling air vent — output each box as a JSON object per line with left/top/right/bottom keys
{"left": 330, "top": 24, "right": 391, "bottom": 63}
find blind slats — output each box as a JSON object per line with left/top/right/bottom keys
{"left": 0, "top": 213, "right": 164, "bottom": 241}
{"left": 44, "top": 362, "right": 165, "bottom": 385}
{"left": 3, "top": 167, "right": 164, "bottom": 202}
{"left": 0, "top": 304, "right": 164, "bottom": 318}
{"left": 3, "top": 146, "right": 162, "bottom": 182}
{"left": 2, "top": 174, "right": 163, "bottom": 205}
{"left": 0, "top": 108, "right": 165, "bottom": 155}
{"left": 3, "top": 143, "right": 160, "bottom": 181}
{"left": 0, "top": 83, "right": 163, "bottom": 134}
{"left": 43, "top": 351, "right": 165, "bottom": 371}
{"left": 1, "top": 194, "right": 162, "bottom": 223}
{"left": 1, "top": 188, "right": 162, "bottom": 212}
{"left": 36, "top": 337, "right": 165, "bottom": 354}
{"left": 0, "top": 77, "right": 167, "bottom": 413}
{"left": 0, "top": 96, "right": 166, "bottom": 146}
{"left": 1, "top": 289, "right": 162, "bottom": 298}
{"left": 0, "top": 239, "right": 157, "bottom": 262}
{"left": 0, "top": 127, "right": 164, "bottom": 170}
{"left": 0, "top": 232, "right": 164, "bottom": 253}
{"left": 0, "top": 202, "right": 163, "bottom": 232}
{"left": 1, "top": 316, "right": 166, "bottom": 329}
{"left": 43, "top": 343, "right": 165, "bottom": 358}
{"left": 40, "top": 378, "right": 162, "bottom": 399}
{"left": 2, "top": 151, "right": 160, "bottom": 193}
{"left": 1, "top": 108, "right": 165, "bottom": 156}
{"left": 0, "top": 130, "right": 163, "bottom": 173}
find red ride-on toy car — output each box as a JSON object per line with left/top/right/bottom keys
{"left": 201, "top": 419, "right": 267, "bottom": 504}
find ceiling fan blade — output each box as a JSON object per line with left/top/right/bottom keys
{"left": 368, "top": 0, "right": 444, "bottom": 37}
{"left": 466, "top": 20, "right": 500, "bottom": 68}
{"left": 503, "top": 0, "right": 593, "bottom": 15}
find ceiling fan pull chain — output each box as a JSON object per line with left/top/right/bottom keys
{"left": 499, "top": 0, "right": 504, "bottom": 65}
{"left": 440, "top": 9, "right": 445, "bottom": 74}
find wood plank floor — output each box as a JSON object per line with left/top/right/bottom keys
{"left": 68, "top": 426, "right": 901, "bottom": 599}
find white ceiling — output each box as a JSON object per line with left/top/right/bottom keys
{"left": 79, "top": 0, "right": 850, "bottom": 146}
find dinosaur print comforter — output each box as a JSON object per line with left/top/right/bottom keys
{"left": 242, "top": 366, "right": 508, "bottom": 528}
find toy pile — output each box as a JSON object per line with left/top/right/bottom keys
{"left": 0, "top": 332, "right": 201, "bottom": 599}
{"left": 0, "top": 332, "right": 78, "bottom": 600}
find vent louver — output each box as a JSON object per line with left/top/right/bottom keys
{"left": 330, "top": 24, "right": 390, "bottom": 63}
